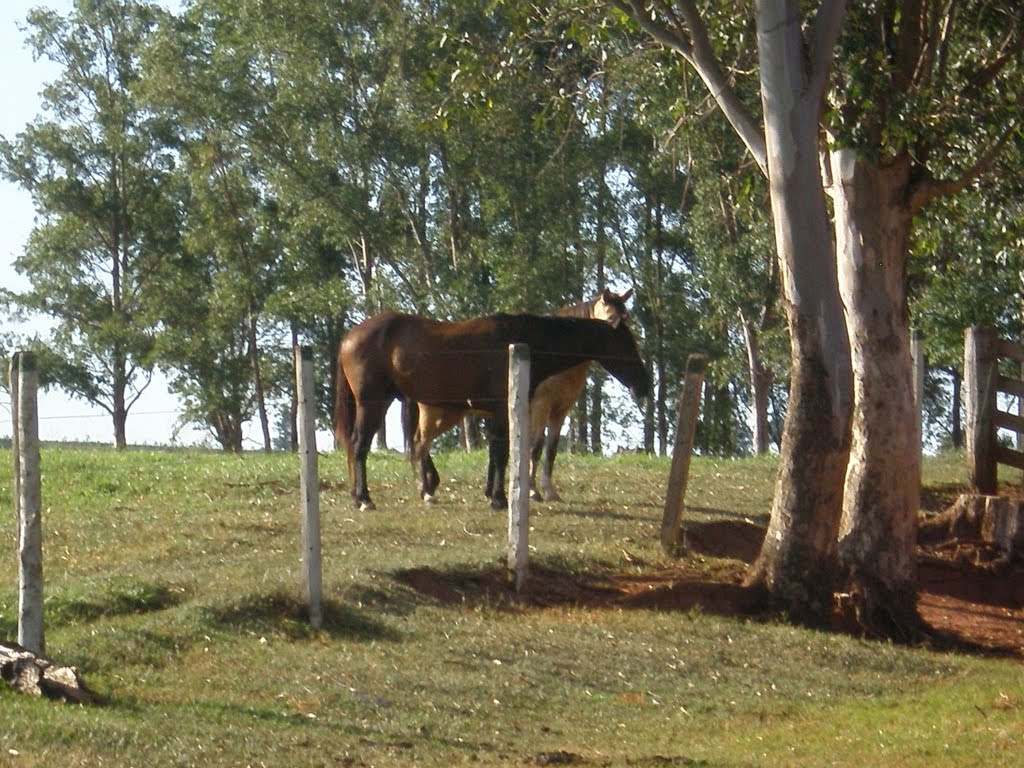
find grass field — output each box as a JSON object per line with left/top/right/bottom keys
{"left": 0, "top": 445, "right": 1021, "bottom": 767}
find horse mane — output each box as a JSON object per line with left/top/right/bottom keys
{"left": 551, "top": 297, "right": 596, "bottom": 319}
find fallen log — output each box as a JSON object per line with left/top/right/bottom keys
{"left": 0, "top": 642, "right": 100, "bottom": 704}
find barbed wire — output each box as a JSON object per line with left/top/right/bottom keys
{"left": 0, "top": 407, "right": 186, "bottom": 423}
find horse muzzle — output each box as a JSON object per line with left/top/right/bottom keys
{"left": 631, "top": 381, "right": 652, "bottom": 403}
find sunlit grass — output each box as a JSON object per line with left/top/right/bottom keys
{"left": 0, "top": 445, "right": 1020, "bottom": 767}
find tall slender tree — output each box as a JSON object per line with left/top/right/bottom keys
{"left": 0, "top": 0, "right": 179, "bottom": 448}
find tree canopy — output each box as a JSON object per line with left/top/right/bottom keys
{"left": 0, "top": 0, "right": 1018, "bottom": 473}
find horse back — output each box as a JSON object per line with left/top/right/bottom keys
{"left": 342, "top": 312, "right": 508, "bottom": 412}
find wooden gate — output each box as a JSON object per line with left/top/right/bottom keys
{"left": 964, "top": 326, "right": 1024, "bottom": 493}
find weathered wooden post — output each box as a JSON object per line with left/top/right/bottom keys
{"left": 965, "top": 326, "right": 998, "bottom": 494}
{"left": 295, "top": 346, "right": 323, "bottom": 629}
{"left": 661, "top": 354, "right": 708, "bottom": 555}
{"left": 507, "top": 343, "right": 530, "bottom": 592}
{"left": 11, "top": 352, "right": 45, "bottom": 654}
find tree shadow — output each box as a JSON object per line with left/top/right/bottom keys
{"left": 395, "top": 516, "right": 1024, "bottom": 661}
{"left": 46, "top": 579, "right": 190, "bottom": 625}
{"left": 395, "top": 518, "right": 766, "bottom": 619}
{"left": 203, "top": 590, "right": 401, "bottom": 642}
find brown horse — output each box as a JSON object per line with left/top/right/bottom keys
{"left": 405, "top": 288, "right": 635, "bottom": 504}
{"left": 335, "top": 311, "right": 651, "bottom": 510}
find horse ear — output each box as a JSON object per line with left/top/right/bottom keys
{"left": 621, "top": 287, "right": 634, "bottom": 302}
{"left": 602, "top": 287, "right": 613, "bottom": 301}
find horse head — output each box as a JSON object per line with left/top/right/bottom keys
{"left": 594, "top": 287, "right": 634, "bottom": 328}
{"left": 603, "top": 320, "right": 652, "bottom": 403}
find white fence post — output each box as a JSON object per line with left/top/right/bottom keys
{"left": 295, "top": 346, "right": 322, "bottom": 629}
{"left": 11, "top": 352, "right": 45, "bottom": 654}
{"left": 507, "top": 343, "right": 530, "bottom": 593}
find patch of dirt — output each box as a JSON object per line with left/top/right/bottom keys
{"left": 399, "top": 512, "right": 1024, "bottom": 660}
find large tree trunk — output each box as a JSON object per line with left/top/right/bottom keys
{"left": 829, "top": 150, "right": 921, "bottom": 636}
{"left": 745, "top": 0, "right": 853, "bottom": 623}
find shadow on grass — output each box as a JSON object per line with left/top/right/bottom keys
{"left": 47, "top": 579, "right": 190, "bottom": 626}
{"left": 203, "top": 590, "right": 401, "bottom": 642}
{"left": 395, "top": 516, "right": 1024, "bottom": 662}
{"left": 396, "top": 557, "right": 760, "bottom": 618}
{"left": 394, "top": 519, "right": 765, "bottom": 619}
{"left": 553, "top": 503, "right": 658, "bottom": 524}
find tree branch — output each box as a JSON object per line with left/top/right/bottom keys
{"left": 610, "top": 0, "right": 692, "bottom": 58}
{"left": 807, "top": 0, "right": 847, "bottom": 100}
{"left": 909, "top": 120, "right": 1019, "bottom": 213}
{"left": 610, "top": 0, "right": 767, "bottom": 175}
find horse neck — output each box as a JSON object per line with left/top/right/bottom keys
{"left": 526, "top": 317, "right": 616, "bottom": 374}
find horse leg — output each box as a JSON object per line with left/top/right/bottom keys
{"left": 484, "top": 449, "right": 497, "bottom": 500}
{"left": 424, "top": 455, "right": 440, "bottom": 497}
{"left": 539, "top": 415, "right": 565, "bottom": 502}
{"left": 351, "top": 400, "right": 388, "bottom": 510}
{"left": 412, "top": 435, "right": 441, "bottom": 504}
{"left": 529, "top": 430, "right": 545, "bottom": 502}
{"left": 528, "top": 401, "right": 547, "bottom": 501}
{"left": 487, "top": 415, "right": 509, "bottom": 510}
{"left": 414, "top": 405, "right": 458, "bottom": 503}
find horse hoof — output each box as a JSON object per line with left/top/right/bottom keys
{"left": 544, "top": 490, "right": 562, "bottom": 503}
{"left": 358, "top": 500, "right": 376, "bottom": 511}
{"left": 490, "top": 497, "right": 507, "bottom": 511}
{"left": 530, "top": 489, "right": 544, "bottom": 502}
{"left": 422, "top": 493, "right": 436, "bottom": 505}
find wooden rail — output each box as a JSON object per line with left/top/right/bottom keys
{"left": 965, "top": 326, "right": 1024, "bottom": 493}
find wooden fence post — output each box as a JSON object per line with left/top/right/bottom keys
{"left": 11, "top": 352, "right": 45, "bottom": 654}
{"left": 507, "top": 343, "right": 530, "bottom": 592}
{"left": 295, "top": 346, "right": 322, "bottom": 629}
{"left": 661, "top": 354, "right": 708, "bottom": 555}
{"left": 965, "top": 326, "right": 998, "bottom": 494}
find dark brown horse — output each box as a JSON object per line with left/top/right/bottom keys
{"left": 405, "top": 288, "right": 635, "bottom": 504}
{"left": 335, "top": 311, "right": 651, "bottom": 510}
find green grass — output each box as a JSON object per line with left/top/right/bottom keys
{"left": 0, "top": 446, "right": 1020, "bottom": 767}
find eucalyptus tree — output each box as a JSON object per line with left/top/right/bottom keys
{"left": 414, "top": 0, "right": 607, "bottom": 318}
{"left": 609, "top": 0, "right": 1024, "bottom": 634}
{"left": 362, "top": 0, "right": 638, "bottom": 448}
{"left": 682, "top": 112, "right": 781, "bottom": 456}
{"left": 0, "top": 0, "right": 179, "bottom": 448}
{"left": 141, "top": 0, "right": 313, "bottom": 450}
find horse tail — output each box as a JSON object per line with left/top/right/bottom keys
{"left": 401, "top": 398, "right": 419, "bottom": 458}
{"left": 333, "top": 354, "right": 357, "bottom": 487}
